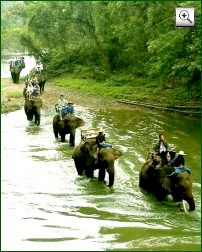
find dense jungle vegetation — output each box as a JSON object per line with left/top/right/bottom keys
{"left": 1, "top": 1, "right": 201, "bottom": 105}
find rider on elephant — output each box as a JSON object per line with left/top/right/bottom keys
{"left": 153, "top": 134, "right": 169, "bottom": 161}
{"left": 95, "top": 128, "right": 112, "bottom": 149}
{"left": 26, "top": 82, "right": 34, "bottom": 100}
{"left": 96, "top": 129, "right": 112, "bottom": 149}
{"left": 66, "top": 101, "right": 74, "bottom": 115}
{"left": 95, "top": 129, "right": 112, "bottom": 159}
{"left": 170, "top": 150, "right": 186, "bottom": 167}
{"left": 168, "top": 150, "right": 191, "bottom": 177}
{"left": 32, "top": 84, "right": 40, "bottom": 98}
{"left": 56, "top": 95, "right": 68, "bottom": 120}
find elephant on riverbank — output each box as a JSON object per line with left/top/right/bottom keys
{"left": 139, "top": 155, "right": 195, "bottom": 211}
{"left": 24, "top": 98, "right": 42, "bottom": 126}
{"left": 10, "top": 57, "right": 25, "bottom": 83}
{"left": 53, "top": 115, "right": 85, "bottom": 146}
{"left": 36, "top": 73, "right": 46, "bottom": 93}
{"left": 72, "top": 139, "right": 122, "bottom": 187}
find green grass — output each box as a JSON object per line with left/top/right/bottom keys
{"left": 49, "top": 73, "right": 200, "bottom": 107}
{"left": 7, "top": 91, "right": 22, "bottom": 98}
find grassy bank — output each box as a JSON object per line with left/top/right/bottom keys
{"left": 50, "top": 73, "right": 200, "bottom": 107}
{"left": 1, "top": 73, "right": 200, "bottom": 114}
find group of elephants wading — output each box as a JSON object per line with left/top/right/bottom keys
{"left": 23, "top": 104, "right": 195, "bottom": 212}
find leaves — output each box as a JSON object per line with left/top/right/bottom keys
{"left": 1, "top": 1, "right": 201, "bottom": 89}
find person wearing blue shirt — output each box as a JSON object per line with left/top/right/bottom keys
{"left": 95, "top": 129, "right": 112, "bottom": 149}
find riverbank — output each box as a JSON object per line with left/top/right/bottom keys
{"left": 1, "top": 77, "right": 133, "bottom": 114}
{"left": 1, "top": 74, "right": 200, "bottom": 115}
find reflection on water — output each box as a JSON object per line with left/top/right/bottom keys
{"left": 1, "top": 104, "right": 201, "bottom": 251}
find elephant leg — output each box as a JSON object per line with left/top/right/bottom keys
{"left": 42, "top": 82, "right": 45, "bottom": 92}
{"left": 15, "top": 73, "right": 19, "bottom": 83}
{"left": 74, "top": 159, "right": 83, "bottom": 176}
{"left": 13, "top": 73, "right": 17, "bottom": 83}
{"left": 35, "top": 113, "right": 40, "bottom": 126}
{"left": 85, "top": 168, "right": 94, "bottom": 178}
{"left": 69, "top": 132, "right": 75, "bottom": 147}
{"left": 60, "top": 133, "right": 65, "bottom": 142}
{"left": 98, "top": 167, "right": 106, "bottom": 182}
{"left": 54, "top": 130, "right": 59, "bottom": 138}
{"left": 11, "top": 72, "right": 15, "bottom": 83}
{"left": 14, "top": 72, "right": 19, "bottom": 83}
{"left": 18, "top": 72, "right": 21, "bottom": 83}
{"left": 26, "top": 111, "right": 33, "bottom": 121}
{"left": 156, "top": 189, "right": 168, "bottom": 201}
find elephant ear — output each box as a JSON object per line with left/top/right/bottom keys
{"left": 76, "top": 117, "right": 85, "bottom": 127}
{"left": 162, "top": 176, "right": 172, "bottom": 193}
{"left": 80, "top": 141, "right": 89, "bottom": 151}
{"left": 112, "top": 148, "right": 122, "bottom": 159}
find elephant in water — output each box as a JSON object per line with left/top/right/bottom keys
{"left": 52, "top": 115, "right": 85, "bottom": 146}
{"left": 10, "top": 57, "right": 25, "bottom": 83}
{"left": 72, "top": 139, "right": 122, "bottom": 187}
{"left": 139, "top": 154, "right": 195, "bottom": 211}
{"left": 24, "top": 98, "right": 42, "bottom": 126}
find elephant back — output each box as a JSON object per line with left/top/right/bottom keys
{"left": 25, "top": 98, "right": 42, "bottom": 108}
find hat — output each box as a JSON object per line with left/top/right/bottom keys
{"left": 98, "top": 128, "right": 104, "bottom": 132}
{"left": 178, "top": 150, "right": 186, "bottom": 156}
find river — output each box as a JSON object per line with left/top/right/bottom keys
{"left": 1, "top": 55, "right": 201, "bottom": 251}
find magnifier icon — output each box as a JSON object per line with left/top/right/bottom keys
{"left": 179, "top": 10, "right": 192, "bottom": 23}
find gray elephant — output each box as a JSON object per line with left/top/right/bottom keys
{"left": 24, "top": 98, "right": 42, "bottom": 126}
{"left": 139, "top": 155, "right": 195, "bottom": 211}
{"left": 53, "top": 115, "right": 85, "bottom": 146}
{"left": 72, "top": 139, "right": 122, "bottom": 187}
{"left": 10, "top": 57, "right": 25, "bottom": 83}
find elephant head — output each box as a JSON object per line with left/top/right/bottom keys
{"left": 97, "top": 147, "right": 122, "bottom": 187}
{"left": 163, "top": 171, "right": 195, "bottom": 211}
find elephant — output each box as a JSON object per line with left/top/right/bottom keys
{"left": 35, "top": 73, "right": 46, "bottom": 93}
{"left": 139, "top": 155, "right": 195, "bottom": 211}
{"left": 53, "top": 115, "right": 85, "bottom": 146}
{"left": 10, "top": 57, "right": 25, "bottom": 83}
{"left": 24, "top": 98, "right": 42, "bottom": 126}
{"left": 72, "top": 139, "right": 122, "bottom": 187}
{"left": 38, "top": 80, "right": 46, "bottom": 94}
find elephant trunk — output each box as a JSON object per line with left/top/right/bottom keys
{"left": 108, "top": 172, "right": 114, "bottom": 187}
{"left": 184, "top": 195, "right": 195, "bottom": 211}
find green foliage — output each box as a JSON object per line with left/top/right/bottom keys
{"left": 2, "top": 1, "right": 201, "bottom": 97}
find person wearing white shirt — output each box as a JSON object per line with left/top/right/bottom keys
{"left": 57, "top": 95, "right": 68, "bottom": 120}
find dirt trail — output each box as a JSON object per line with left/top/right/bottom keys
{"left": 1, "top": 77, "right": 131, "bottom": 114}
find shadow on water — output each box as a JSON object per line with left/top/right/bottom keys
{"left": 1, "top": 104, "right": 201, "bottom": 251}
